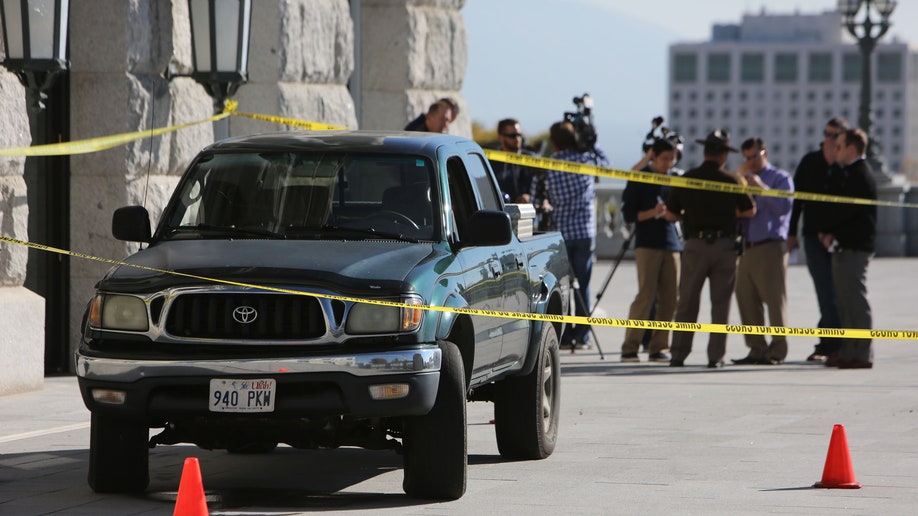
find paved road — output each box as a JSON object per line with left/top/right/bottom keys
{"left": 2, "top": 258, "right": 917, "bottom": 515}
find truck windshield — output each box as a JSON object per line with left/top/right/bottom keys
{"left": 161, "top": 152, "right": 438, "bottom": 242}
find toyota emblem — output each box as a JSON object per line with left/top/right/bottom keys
{"left": 232, "top": 305, "right": 258, "bottom": 324}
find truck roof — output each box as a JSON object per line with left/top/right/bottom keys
{"left": 205, "top": 130, "right": 477, "bottom": 157}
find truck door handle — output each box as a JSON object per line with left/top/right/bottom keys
{"left": 515, "top": 256, "right": 525, "bottom": 269}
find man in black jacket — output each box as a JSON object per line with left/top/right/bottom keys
{"left": 819, "top": 128, "right": 876, "bottom": 369}
{"left": 789, "top": 117, "right": 849, "bottom": 362}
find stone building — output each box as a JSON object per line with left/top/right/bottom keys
{"left": 0, "top": 0, "right": 469, "bottom": 395}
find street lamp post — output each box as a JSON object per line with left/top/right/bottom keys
{"left": 837, "top": 0, "right": 897, "bottom": 183}
{"left": 188, "top": 0, "right": 252, "bottom": 140}
{"left": 0, "top": 0, "right": 70, "bottom": 111}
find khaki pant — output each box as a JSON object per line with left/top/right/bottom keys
{"left": 671, "top": 237, "right": 738, "bottom": 363}
{"left": 621, "top": 247, "right": 681, "bottom": 354}
{"left": 735, "top": 240, "right": 788, "bottom": 361}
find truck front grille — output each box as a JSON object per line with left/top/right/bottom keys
{"left": 165, "top": 293, "right": 326, "bottom": 340}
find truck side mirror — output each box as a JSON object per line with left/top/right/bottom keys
{"left": 462, "top": 210, "right": 512, "bottom": 247}
{"left": 112, "top": 206, "right": 152, "bottom": 243}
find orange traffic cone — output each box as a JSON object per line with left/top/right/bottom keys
{"left": 174, "top": 457, "right": 209, "bottom": 515}
{"left": 814, "top": 424, "right": 862, "bottom": 489}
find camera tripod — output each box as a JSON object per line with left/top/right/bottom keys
{"left": 568, "top": 225, "right": 635, "bottom": 360}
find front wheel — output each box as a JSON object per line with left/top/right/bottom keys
{"left": 87, "top": 413, "right": 150, "bottom": 493}
{"left": 402, "top": 340, "right": 467, "bottom": 500}
{"left": 494, "top": 323, "right": 561, "bottom": 459}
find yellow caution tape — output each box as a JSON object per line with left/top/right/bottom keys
{"left": 231, "top": 110, "right": 347, "bottom": 131}
{"left": 485, "top": 149, "right": 918, "bottom": 210}
{"left": 2, "top": 233, "right": 915, "bottom": 341}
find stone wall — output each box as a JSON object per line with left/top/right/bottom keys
{"left": 359, "top": 0, "right": 469, "bottom": 135}
{"left": 0, "top": 70, "right": 45, "bottom": 395}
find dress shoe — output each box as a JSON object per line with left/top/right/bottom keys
{"left": 768, "top": 358, "right": 785, "bottom": 365}
{"left": 648, "top": 352, "right": 670, "bottom": 362}
{"left": 620, "top": 353, "right": 640, "bottom": 363}
{"left": 731, "top": 356, "right": 772, "bottom": 365}
{"left": 669, "top": 359, "right": 685, "bottom": 367}
{"left": 838, "top": 359, "right": 873, "bottom": 369}
{"left": 824, "top": 352, "right": 842, "bottom": 367}
{"left": 707, "top": 360, "right": 724, "bottom": 369}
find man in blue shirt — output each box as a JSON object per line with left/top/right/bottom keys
{"left": 534, "top": 121, "right": 609, "bottom": 348}
{"left": 619, "top": 138, "right": 683, "bottom": 362}
{"left": 731, "top": 137, "right": 794, "bottom": 365}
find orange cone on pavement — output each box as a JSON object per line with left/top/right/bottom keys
{"left": 174, "top": 457, "right": 209, "bottom": 515}
{"left": 814, "top": 424, "right": 862, "bottom": 489}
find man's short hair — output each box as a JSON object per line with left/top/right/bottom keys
{"left": 651, "top": 138, "right": 677, "bottom": 155}
{"left": 497, "top": 118, "right": 520, "bottom": 134}
{"left": 427, "top": 101, "right": 448, "bottom": 116}
{"left": 827, "top": 116, "right": 850, "bottom": 131}
{"left": 741, "top": 137, "right": 766, "bottom": 152}
{"left": 842, "top": 128, "right": 868, "bottom": 155}
{"left": 550, "top": 121, "right": 578, "bottom": 151}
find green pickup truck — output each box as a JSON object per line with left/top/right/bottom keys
{"left": 76, "top": 130, "right": 572, "bottom": 500}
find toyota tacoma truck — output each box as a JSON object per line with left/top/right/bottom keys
{"left": 76, "top": 131, "right": 572, "bottom": 500}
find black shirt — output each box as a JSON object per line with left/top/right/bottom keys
{"left": 621, "top": 165, "right": 682, "bottom": 251}
{"left": 790, "top": 146, "right": 842, "bottom": 237}
{"left": 667, "top": 160, "right": 754, "bottom": 237}
{"left": 820, "top": 158, "right": 877, "bottom": 253}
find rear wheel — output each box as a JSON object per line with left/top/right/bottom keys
{"left": 88, "top": 413, "right": 150, "bottom": 493}
{"left": 494, "top": 323, "right": 560, "bottom": 459}
{"left": 402, "top": 340, "right": 467, "bottom": 500}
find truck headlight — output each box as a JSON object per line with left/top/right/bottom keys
{"left": 89, "top": 294, "right": 149, "bottom": 331}
{"left": 346, "top": 296, "right": 423, "bottom": 334}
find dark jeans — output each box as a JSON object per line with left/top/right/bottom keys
{"left": 565, "top": 237, "right": 594, "bottom": 344}
{"left": 803, "top": 235, "right": 841, "bottom": 354}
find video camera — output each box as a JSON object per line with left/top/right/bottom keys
{"left": 641, "top": 115, "right": 684, "bottom": 160}
{"left": 563, "top": 94, "right": 598, "bottom": 153}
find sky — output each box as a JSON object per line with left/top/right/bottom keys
{"left": 461, "top": 0, "right": 918, "bottom": 168}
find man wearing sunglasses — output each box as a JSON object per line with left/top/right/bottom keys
{"left": 491, "top": 118, "right": 537, "bottom": 204}
{"left": 788, "top": 117, "right": 849, "bottom": 363}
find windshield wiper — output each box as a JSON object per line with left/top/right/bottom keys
{"left": 167, "top": 224, "right": 286, "bottom": 239}
{"left": 321, "top": 224, "right": 419, "bottom": 243}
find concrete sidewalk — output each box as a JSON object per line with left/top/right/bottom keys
{"left": 1, "top": 258, "right": 916, "bottom": 515}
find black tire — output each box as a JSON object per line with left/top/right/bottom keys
{"left": 494, "top": 323, "right": 560, "bottom": 460}
{"left": 402, "top": 340, "right": 467, "bottom": 500}
{"left": 87, "top": 413, "right": 150, "bottom": 493}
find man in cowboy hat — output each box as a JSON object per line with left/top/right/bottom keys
{"left": 664, "top": 129, "right": 756, "bottom": 368}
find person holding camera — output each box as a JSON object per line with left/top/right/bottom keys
{"left": 534, "top": 120, "right": 609, "bottom": 349}
{"left": 664, "top": 130, "right": 755, "bottom": 368}
{"left": 731, "top": 137, "right": 794, "bottom": 366}
{"left": 619, "top": 138, "right": 683, "bottom": 363}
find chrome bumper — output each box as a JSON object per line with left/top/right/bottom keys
{"left": 76, "top": 347, "right": 442, "bottom": 383}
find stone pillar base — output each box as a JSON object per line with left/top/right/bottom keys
{"left": 0, "top": 286, "right": 45, "bottom": 396}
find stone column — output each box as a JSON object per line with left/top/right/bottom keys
{"left": 358, "top": 0, "right": 468, "bottom": 135}
{"left": 68, "top": 1, "right": 213, "bottom": 360}
{"left": 231, "top": 0, "right": 358, "bottom": 135}
{"left": 0, "top": 70, "right": 45, "bottom": 395}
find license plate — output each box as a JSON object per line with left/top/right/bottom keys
{"left": 209, "top": 378, "right": 276, "bottom": 413}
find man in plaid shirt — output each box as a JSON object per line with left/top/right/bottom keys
{"left": 533, "top": 121, "right": 610, "bottom": 348}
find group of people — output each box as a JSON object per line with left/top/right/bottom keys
{"left": 627, "top": 120, "right": 877, "bottom": 369}
{"left": 403, "top": 102, "right": 877, "bottom": 369}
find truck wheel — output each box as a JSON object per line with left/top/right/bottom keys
{"left": 87, "top": 413, "right": 150, "bottom": 493}
{"left": 494, "top": 323, "right": 560, "bottom": 460}
{"left": 402, "top": 340, "right": 467, "bottom": 500}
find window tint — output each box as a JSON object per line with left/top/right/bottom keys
{"left": 464, "top": 152, "right": 502, "bottom": 211}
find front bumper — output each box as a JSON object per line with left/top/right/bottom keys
{"left": 76, "top": 346, "right": 441, "bottom": 421}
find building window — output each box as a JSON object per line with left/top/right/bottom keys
{"left": 893, "top": 109, "right": 901, "bottom": 119}
{"left": 707, "top": 53, "right": 731, "bottom": 83}
{"left": 705, "top": 108, "right": 715, "bottom": 119}
{"left": 842, "top": 90, "right": 850, "bottom": 100}
{"left": 723, "top": 91, "right": 731, "bottom": 101}
{"left": 843, "top": 53, "right": 860, "bottom": 82}
{"left": 806, "top": 91, "right": 815, "bottom": 101}
{"left": 775, "top": 53, "right": 798, "bottom": 83}
{"left": 739, "top": 108, "right": 748, "bottom": 118}
{"left": 722, "top": 108, "right": 731, "bottom": 118}
{"left": 674, "top": 53, "right": 698, "bottom": 83}
{"left": 741, "top": 53, "right": 764, "bottom": 83}
{"left": 791, "top": 91, "right": 799, "bottom": 101}
{"left": 739, "top": 91, "right": 748, "bottom": 101}
{"left": 824, "top": 90, "right": 833, "bottom": 101}
{"left": 689, "top": 91, "right": 697, "bottom": 101}
{"left": 878, "top": 52, "right": 902, "bottom": 82}
{"left": 876, "top": 90, "right": 885, "bottom": 100}
{"left": 892, "top": 126, "right": 901, "bottom": 136}
{"left": 808, "top": 53, "right": 832, "bottom": 82}
{"left": 673, "top": 91, "right": 681, "bottom": 101}
{"left": 706, "top": 91, "right": 715, "bottom": 101}
{"left": 672, "top": 109, "right": 681, "bottom": 118}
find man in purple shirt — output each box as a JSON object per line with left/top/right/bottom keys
{"left": 731, "top": 137, "right": 794, "bottom": 365}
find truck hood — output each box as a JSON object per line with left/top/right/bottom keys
{"left": 100, "top": 239, "right": 442, "bottom": 294}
